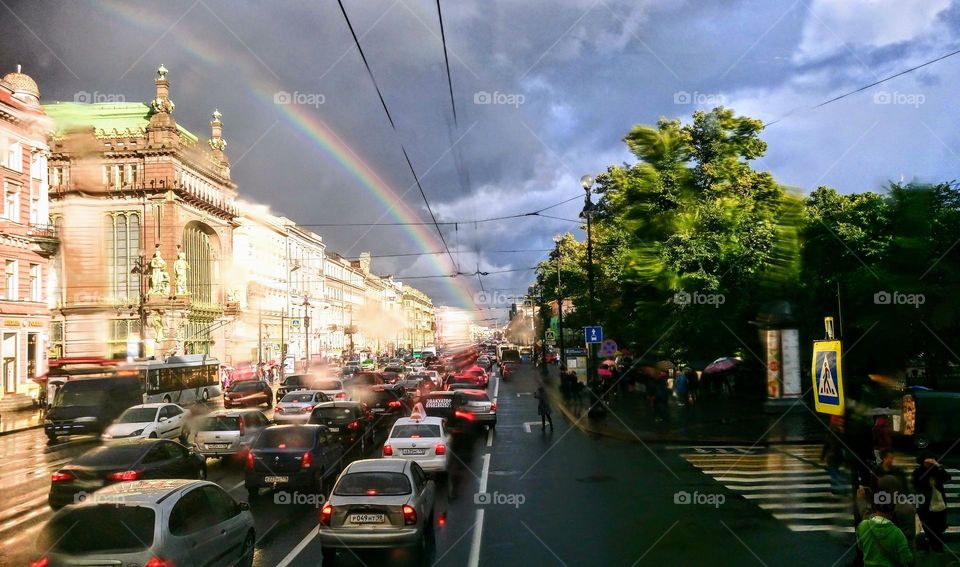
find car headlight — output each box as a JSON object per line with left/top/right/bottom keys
{"left": 44, "top": 419, "right": 53, "bottom": 425}
{"left": 75, "top": 416, "right": 97, "bottom": 423}
{"left": 131, "top": 429, "right": 144, "bottom": 437}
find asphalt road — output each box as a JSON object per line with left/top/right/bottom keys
{"left": 2, "top": 366, "right": 869, "bottom": 567}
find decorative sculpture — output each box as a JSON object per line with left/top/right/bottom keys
{"left": 149, "top": 245, "right": 170, "bottom": 296}
{"left": 152, "top": 314, "right": 164, "bottom": 342}
{"left": 174, "top": 247, "right": 190, "bottom": 296}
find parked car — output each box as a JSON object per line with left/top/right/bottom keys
{"left": 319, "top": 459, "right": 436, "bottom": 564}
{"left": 245, "top": 424, "right": 345, "bottom": 499}
{"left": 101, "top": 403, "right": 188, "bottom": 442}
{"left": 189, "top": 409, "right": 271, "bottom": 459}
{"left": 309, "top": 401, "right": 376, "bottom": 455}
{"left": 35, "top": 479, "right": 254, "bottom": 567}
{"left": 274, "top": 390, "right": 331, "bottom": 424}
{"left": 224, "top": 380, "right": 273, "bottom": 409}
{"left": 44, "top": 376, "right": 143, "bottom": 442}
{"left": 49, "top": 439, "right": 206, "bottom": 509}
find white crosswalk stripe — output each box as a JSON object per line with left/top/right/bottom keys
{"left": 682, "top": 444, "right": 960, "bottom": 535}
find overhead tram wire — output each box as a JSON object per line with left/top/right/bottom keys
{"left": 338, "top": 0, "right": 458, "bottom": 274}
{"left": 766, "top": 46, "right": 960, "bottom": 127}
{"left": 436, "top": 0, "right": 457, "bottom": 126}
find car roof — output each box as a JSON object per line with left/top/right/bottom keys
{"left": 124, "top": 403, "right": 166, "bottom": 409}
{"left": 208, "top": 408, "right": 263, "bottom": 416}
{"left": 345, "top": 458, "right": 408, "bottom": 474}
{"left": 85, "top": 479, "right": 209, "bottom": 505}
{"left": 281, "top": 389, "right": 323, "bottom": 395}
{"left": 314, "top": 401, "right": 362, "bottom": 408}
{"left": 394, "top": 416, "right": 444, "bottom": 427}
{"left": 263, "top": 423, "right": 321, "bottom": 431}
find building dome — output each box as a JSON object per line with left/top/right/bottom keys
{"left": 2, "top": 65, "right": 41, "bottom": 105}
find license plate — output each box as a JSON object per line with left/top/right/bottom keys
{"left": 350, "top": 513, "right": 385, "bottom": 524}
{"left": 371, "top": 408, "right": 386, "bottom": 413}
{"left": 264, "top": 476, "right": 289, "bottom": 483}
{"left": 206, "top": 443, "right": 230, "bottom": 449}
{"left": 402, "top": 448, "right": 426, "bottom": 455}
{"left": 328, "top": 427, "right": 340, "bottom": 432}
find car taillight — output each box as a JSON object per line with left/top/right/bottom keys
{"left": 107, "top": 470, "right": 141, "bottom": 482}
{"left": 238, "top": 420, "right": 245, "bottom": 436}
{"left": 388, "top": 400, "right": 402, "bottom": 408}
{"left": 335, "top": 392, "right": 346, "bottom": 399}
{"left": 29, "top": 557, "right": 48, "bottom": 567}
{"left": 402, "top": 504, "right": 417, "bottom": 526}
{"left": 320, "top": 503, "right": 333, "bottom": 526}
{"left": 302, "top": 406, "right": 314, "bottom": 413}
{"left": 347, "top": 420, "right": 360, "bottom": 430}
{"left": 491, "top": 401, "right": 497, "bottom": 413}
{"left": 383, "top": 444, "right": 393, "bottom": 456}
{"left": 274, "top": 406, "right": 283, "bottom": 413}
{"left": 455, "top": 410, "right": 475, "bottom": 421}
{"left": 246, "top": 452, "right": 255, "bottom": 471}
{"left": 435, "top": 442, "right": 446, "bottom": 455}
{"left": 50, "top": 471, "right": 74, "bottom": 483}
{"left": 301, "top": 451, "right": 313, "bottom": 469}
{"left": 145, "top": 558, "right": 174, "bottom": 567}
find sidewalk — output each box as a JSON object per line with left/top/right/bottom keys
{"left": 0, "top": 407, "right": 44, "bottom": 436}
{"left": 544, "top": 369, "right": 827, "bottom": 445}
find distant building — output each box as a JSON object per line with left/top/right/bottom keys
{"left": 45, "top": 66, "right": 237, "bottom": 360}
{"left": 0, "top": 66, "right": 55, "bottom": 404}
{"left": 402, "top": 284, "right": 434, "bottom": 350}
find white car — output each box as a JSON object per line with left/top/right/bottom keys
{"left": 273, "top": 390, "right": 331, "bottom": 423}
{"left": 383, "top": 405, "right": 450, "bottom": 475}
{"left": 314, "top": 378, "right": 350, "bottom": 401}
{"left": 102, "top": 403, "right": 187, "bottom": 441}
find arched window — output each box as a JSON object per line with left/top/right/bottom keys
{"left": 105, "top": 212, "right": 140, "bottom": 303}
{"left": 182, "top": 222, "right": 218, "bottom": 303}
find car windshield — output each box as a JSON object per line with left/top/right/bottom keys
{"left": 310, "top": 407, "right": 354, "bottom": 421}
{"left": 255, "top": 427, "right": 315, "bottom": 449}
{"left": 317, "top": 380, "right": 343, "bottom": 390}
{"left": 117, "top": 407, "right": 158, "bottom": 423}
{"left": 230, "top": 381, "right": 259, "bottom": 392}
{"left": 334, "top": 471, "right": 412, "bottom": 496}
{"left": 39, "top": 506, "right": 155, "bottom": 553}
{"left": 283, "top": 375, "right": 306, "bottom": 386}
{"left": 463, "top": 392, "right": 491, "bottom": 402}
{"left": 391, "top": 424, "right": 441, "bottom": 438}
{"left": 281, "top": 392, "right": 315, "bottom": 403}
{"left": 54, "top": 387, "right": 105, "bottom": 407}
{"left": 198, "top": 416, "right": 241, "bottom": 431}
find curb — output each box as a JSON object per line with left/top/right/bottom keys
{"left": 549, "top": 389, "right": 818, "bottom": 446}
{"left": 0, "top": 423, "right": 43, "bottom": 437}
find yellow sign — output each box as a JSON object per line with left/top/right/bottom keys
{"left": 28, "top": 320, "right": 45, "bottom": 328}
{"left": 4, "top": 319, "right": 20, "bottom": 327}
{"left": 812, "top": 340, "right": 844, "bottom": 415}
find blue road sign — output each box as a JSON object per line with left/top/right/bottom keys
{"left": 811, "top": 340, "right": 844, "bottom": 415}
{"left": 585, "top": 326, "right": 603, "bottom": 344}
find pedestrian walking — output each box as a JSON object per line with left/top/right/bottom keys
{"left": 856, "top": 501, "right": 914, "bottom": 567}
{"left": 684, "top": 367, "right": 699, "bottom": 405}
{"left": 653, "top": 370, "right": 670, "bottom": 423}
{"left": 913, "top": 451, "right": 950, "bottom": 553}
{"left": 673, "top": 370, "right": 689, "bottom": 407}
{"left": 534, "top": 385, "right": 553, "bottom": 431}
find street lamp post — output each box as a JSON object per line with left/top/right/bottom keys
{"left": 303, "top": 294, "right": 311, "bottom": 371}
{"left": 581, "top": 174, "right": 597, "bottom": 384}
{"left": 553, "top": 234, "right": 565, "bottom": 372}
{"left": 132, "top": 249, "right": 149, "bottom": 358}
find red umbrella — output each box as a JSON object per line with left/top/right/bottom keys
{"left": 703, "top": 357, "right": 741, "bottom": 374}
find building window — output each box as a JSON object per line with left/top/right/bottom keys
{"left": 29, "top": 264, "right": 40, "bottom": 302}
{"left": 4, "top": 140, "right": 22, "bottom": 172}
{"left": 29, "top": 183, "right": 42, "bottom": 225}
{"left": 183, "top": 223, "right": 217, "bottom": 303}
{"left": 105, "top": 213, "right": 141, "bottom": 303}
{"left": 49, "top": 320, "right": 63, "bottom": 360}
{"left": 5, "top": 260, "right": 17, "bottom": 300}
{"left": 3, "top": 183, "right": 19, "bottom": 222}
{"left": 107, "top": 319, "right": 140, "bottom": 358}
{"left": 50, "top": 165, "right": 67, "bottom": 187}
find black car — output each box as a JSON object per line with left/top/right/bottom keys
{"left": 245, "top": 424, "right": 345, "bottom": 499}
{"left": 381, "top": 366, "right": 406, "bottom": 384}
{"left": 45, "top": 377, "right": 143, "bottom": 442}
{"left": 49, "top": 439, "right": 206, "bottom": 509}
{"left": 278, "top": 374, "right": 314, "bottom": 398}
{"left": 421, "top": 391, "right": 470, "bottom": 434}
{"left": 366, "top": 384, "right": 407, "bottom": 426}
{"left": 308, "top": 401, "right": 375, "bottom": 455}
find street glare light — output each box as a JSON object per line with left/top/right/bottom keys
{"left": 580, "top": 175, "right": 594, "bottom": 191}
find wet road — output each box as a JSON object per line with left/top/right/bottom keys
{"left": 1, "top": 366, "right": 857, "bottom": 566}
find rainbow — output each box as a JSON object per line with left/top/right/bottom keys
{"left": 99, "top": 0, "right": 480, "bottom": 311}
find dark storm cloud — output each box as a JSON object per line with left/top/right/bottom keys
{"left": 3, "top": 0, "right": 960, "bottom": 312}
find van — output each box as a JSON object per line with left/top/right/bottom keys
{"left": 44, "top": 377, "right": 143, "bottom": 442}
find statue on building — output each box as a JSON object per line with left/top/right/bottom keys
{"left": 174, "top": 246, "right": 190, "bottom": 296}
{"left": 152, "top": 313, "right": 165, "bottom": 342}
{"left": 149, "top": 245, "right": 170, "bottom": 296}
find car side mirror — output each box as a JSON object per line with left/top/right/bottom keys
{"left": 159, "top": 416, "right": 168, "bottom": 422}
{"left": 239, "top": 501, "right": 251, "bottom": 511}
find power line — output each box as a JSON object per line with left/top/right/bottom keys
{"left": 401, "top": 146, "right": 458, "bottom": 271}
{"left": 337, "top": 0, "right": 395, "bottom": 130}
{"left": 766, "top": 46, "right": 960, "bottom": 127}
{"left": 435, "top": 0, "right": 457, "bottom": 126}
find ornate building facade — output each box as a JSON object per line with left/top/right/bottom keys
{"left": 0, "top": 67, "right": 54, "bottom": 404}
{"left": 46, "top": 66, "right": 237, "bottom": 361}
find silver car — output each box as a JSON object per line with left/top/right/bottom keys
{"left": 319, "top": 458, "right": 436, "bottom": 563}
{"left": 189, "top": 409, "right": 271, "bottom": 458}
{"left": 33, "top": 479, "right": 255, "bottom": 567}
{"left": 274, "top": 390, "right": 331, "bottom": 424}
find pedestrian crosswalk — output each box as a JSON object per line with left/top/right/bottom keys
{"left": 679, "top": 445, "right": 960, "bottom": 534}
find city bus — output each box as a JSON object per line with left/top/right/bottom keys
{"left": 122, "top": 354, "right": 222, "bottom": 404}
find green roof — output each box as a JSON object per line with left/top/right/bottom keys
{"left": 43, "top": 101, "right": 199, "bottom": 143}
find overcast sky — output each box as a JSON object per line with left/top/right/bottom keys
{"left": 3, "top": 0, "right": 959, "bottom": 318}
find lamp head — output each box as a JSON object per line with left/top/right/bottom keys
{"left": 580, "top": 175, "right": 594, "bottom": 191}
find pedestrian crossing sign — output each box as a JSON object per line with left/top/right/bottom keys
{"left": 812, "top": 340, "right": 844, "bottom": 415}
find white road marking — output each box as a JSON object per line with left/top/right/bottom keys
{"left": 486, "top": 427, "right": 494, "bottom": 447}
{"left": 469, "top": 453, "right": 491, "bottom": 567}
{"left": 522, "top": 422, "right": 543, "bottom": 433}
{"left": 492, "top": 376, "right": 500, "bottom": 398}
{"left": 275, "top": 526, "right": 318, "bottom": 567}
{"left": 516, "top": 392, "right": 532, "bottom": 397}
{"left": 226, "top": 480, "right": 245, "bottom": 492}
{"left": 478, "top": 452, "right": 490, "bottom": 494}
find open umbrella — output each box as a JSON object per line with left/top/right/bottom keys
{"left": 703, "top": 357, "right": 741, "bottom": 374}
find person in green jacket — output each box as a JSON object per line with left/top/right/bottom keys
{"left": 857, "top": 501, "right": 914, "bottom": 566}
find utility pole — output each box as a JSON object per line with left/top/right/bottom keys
{"left": 581, "top": 175, "right": 597, "bottom": 385}
{"left": 304, "top": 295, "right": 311, "bottom": 370}
{"left": 257, "top": 306, "right": 263, "bottom": 364}
{"left": 554, "top": 236, "right": 565, "bottom": 371}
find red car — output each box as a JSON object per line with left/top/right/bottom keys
{"left": 223, "top": 380, "right": 274, "bottom": 408}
